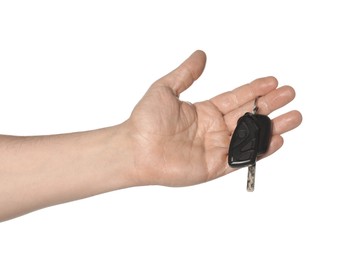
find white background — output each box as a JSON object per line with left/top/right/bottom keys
{"left": 0, "top": 0, "right": 346, "bottom": 259}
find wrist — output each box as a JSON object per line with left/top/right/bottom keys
{"left": 105, "top": 122, "right": 138, "bottom": 190}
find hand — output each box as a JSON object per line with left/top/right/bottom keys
{"left": 126, "top": 50, "right": 302, "bottom": 187}
{"left": 0, "top": 50, "right": 302, "bottom": 221}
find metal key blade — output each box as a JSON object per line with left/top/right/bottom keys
{"left": 247, "top": 164, "right": 256, "bottom": 192}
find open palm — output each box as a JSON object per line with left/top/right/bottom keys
{"left": 128, "top": 51, "right": 302, "bottom": 187}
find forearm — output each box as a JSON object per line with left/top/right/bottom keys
{"left": 0, "top": 123, "right": 135, "bottom": 221}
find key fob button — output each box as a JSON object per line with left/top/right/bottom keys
{"left": 238, "top": 150, "right": 254, "bottom": 161}
{"left": 237, "top": 129, "right": 247, "bottom": 139}
{"left": 241, "top": 137, "right": 257, "bottom": 152}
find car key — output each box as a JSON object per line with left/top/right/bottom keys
{"left": 228, "top": 98, "right": 271, "bottom": 191}
{"left": 245, "top": 113, "right": 271, "bottom": 191}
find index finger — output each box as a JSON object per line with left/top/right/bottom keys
{"left": 209, "top": 76, "right": 279, "bottom": 115}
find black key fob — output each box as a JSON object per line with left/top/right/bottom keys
{"left": 228, "top": 113, "right": 271, "bottom": 168}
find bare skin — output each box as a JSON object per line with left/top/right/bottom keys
{"left": 0, "top": 50, "right": 302, "bottom": 221}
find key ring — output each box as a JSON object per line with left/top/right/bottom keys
{"left": 252, "top": 97, "right": 260, "bottom": 115}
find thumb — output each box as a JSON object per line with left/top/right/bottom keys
{"left": 156, "top": 50, "right": 207, "bottom": 96}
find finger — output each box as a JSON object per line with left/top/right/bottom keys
{"left": 272, "top": 110, "right": 303, "bottom": 135}
{"left": 155, "top": 50, "right": 207, "bottom": 96}
{"left": 210, "top": 76, "right": 278, "bottom": 115}
{"left": 224, "top": 86, "right": 296, "bottom": 132}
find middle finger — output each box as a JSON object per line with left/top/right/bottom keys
{"left": 224, "top": 85, "right": 296, "bottom": 132}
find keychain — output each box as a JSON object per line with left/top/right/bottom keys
{"left": 228, "top": 97, "right": 272, "bottom": 191}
